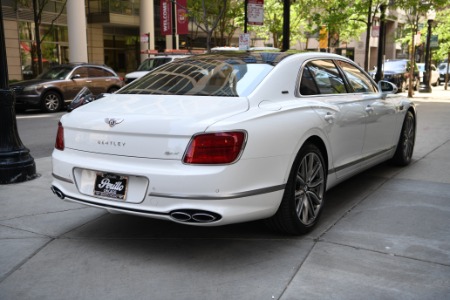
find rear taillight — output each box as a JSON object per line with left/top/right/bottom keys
{"left": 55, "top": 122, "right": 64, "bottom": 150}
{"left": 183, "top": 131, "right": 246, "bottom": 164}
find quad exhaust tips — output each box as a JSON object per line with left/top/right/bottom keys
{"left": 170, "top": 210, "right": 221, "bottom": 223}
{"left": 51, "top": 186, "right": 222, "bottom": 223}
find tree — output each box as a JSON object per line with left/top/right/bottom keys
{"left": 15, "top": 0, "right": 66, "bottom": 76}
{"left": 433, "top": 7, "right": 450, "bottom": 88}
{"left": 248, "top": 0, "right": 308, "bottom": 49}
{"left": 187, "top": 0, "right": 228, "bottom": 52}
{"left": 393, "top": 0, "right": 448, "bottom": 97}
{"left": 303, "top": 0, "right": 366, "bottom": 52}
{"left": 213, "top": 0, "right": 243, "bottom": 47}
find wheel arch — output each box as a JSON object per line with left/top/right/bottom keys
{"left": 41, "top": 87, "right": 64, "bottom": 101}
{"left": 284, "top": 133, "right": 330, "bottom": 184}
{"left": 303, "top": 135, "right": 329, "bottom": 172}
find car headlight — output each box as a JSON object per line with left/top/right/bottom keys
{"left": 22, "top": 84, "right": 43, "bottom": 94}
{"left": 23, "top": 85, "right": 39, "bottom": 92}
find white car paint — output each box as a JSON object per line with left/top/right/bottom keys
{"left": 51, "top": 52, "right": 416, "bottom": 234}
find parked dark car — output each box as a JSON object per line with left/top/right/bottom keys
{"left": 371, "top": 59, "right": 419, "bottom": 92}
{"left": 11, "top": 63, "right": 124, "bottom": 113}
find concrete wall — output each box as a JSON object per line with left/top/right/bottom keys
{"left": 87, "top": 24, "right": 104, "bottom": 65}
{"left": 4, "top": 20, "right": 21, "bottom": 81}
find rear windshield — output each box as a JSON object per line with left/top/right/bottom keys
{"left": 118, "top": 56, "right": 275, "bottom": 97}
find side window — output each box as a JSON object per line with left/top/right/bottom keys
{"left": 300, "top": 66, "right": 319, "bottom": 95}
{"left": 88, "top": 67, "right": 103, "bottom": 78}
{"left": 73, "top": 67, "right": 88, "bottom": 78}
{"left": 337, "top": 61, "right": 377, "bottom": 93}
{"left": 300, "top": 60, "right": 347, "bottom": 95}
{"left": 89, "top": 67, "right": 115, "bottom": 77}
{"left": 153, "top": 58, "right": 171, "bottom": 68}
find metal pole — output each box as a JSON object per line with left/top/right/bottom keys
{"left": 419, "top": 19, "right": 433, "bottom": 93}
{"left": 375, "top": 4, "right": 387, "bottom": 82}
{"left": 244, "top": 0, "right": 248, "bottom": 33}
{"left": 281, "top": 0, "right": 290, "bottom": 52}
{"left": 0, "top": 4, "right": 37, "bottom": 184}
{"left": 364, "top": 0, "right": 373, "bottom": 71}
{"left": 172, "top": 0, "right": 176, "bottom": 49}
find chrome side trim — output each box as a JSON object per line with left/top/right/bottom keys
{"left": 61, "top": 193, "right": 167, "bottom": 217}
{"left": 149, "top": 184, "right": 286, "bottom": 200}
{"left": 328, "top": 146, "right": 396, "bottom": 175}
{"left": 52, "top": 172, "right": 74, "bottom": 184}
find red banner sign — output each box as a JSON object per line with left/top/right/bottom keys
{"left": 160, "top": 0, "right": 172, "bottom": 36}
{"left": 176, "top": 0, "right": 188, "bottom": 35}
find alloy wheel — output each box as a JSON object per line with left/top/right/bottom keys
{"left": 294, "top": 152, "right": 325, "bottom": 225}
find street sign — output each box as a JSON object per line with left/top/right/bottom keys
{"left": 430, "top": 35, "right": 438, "bottom": 48}
{"left": 239, "top": 33, "right": 250, "bottom": 50}
{"left": 248, "top": 0, "right": 264, "bottom": 26}
{"left": 140, "top": 34, "right": 149, "bottom": 43}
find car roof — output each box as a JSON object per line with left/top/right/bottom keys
{"left": 54, "top": 63, "right": 114, "bottom": 69}
{"left": 174, "top": 51, "right": 352, "bottom": 66}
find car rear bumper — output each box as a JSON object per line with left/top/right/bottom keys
{"left": 51, "top": 148, "right": 287, "bottom": 226}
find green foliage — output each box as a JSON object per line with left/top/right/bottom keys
{"left": 434, "top": 7, "right": 450, "bottom": 61}
{"left": 187, "top": 0, "right": 228, "bottom": 51}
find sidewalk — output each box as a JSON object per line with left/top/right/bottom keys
{"left": 0, "top": 86, "right": 449, "bottom": 300}
{"left": 403, "top": 83, "right": 450, "bottom": 101}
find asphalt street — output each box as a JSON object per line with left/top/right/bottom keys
{"left": 1, "top": 86, "right": 449, "bottom": 299}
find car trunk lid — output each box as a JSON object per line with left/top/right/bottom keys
{"left": 61, "top": 94, "right": 248, "bottom": 160}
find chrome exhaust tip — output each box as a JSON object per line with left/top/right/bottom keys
{"left": 51, "top": 186, "right": 65, "bottom": 199}
{"left": 170, "top": 211, "right": 192, "bottom": 222}
{"left": 170, "top": 210, "right": 221, "bottom": 223}
{"left": 192, "top": 213, "right": 217, "bottom": 223}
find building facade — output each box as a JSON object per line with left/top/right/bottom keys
{"left": 3, "top": 0, "right": 413, "bottom": 81}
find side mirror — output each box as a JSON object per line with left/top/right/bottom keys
{"left": 378, "top": 80, "right": 398, "bottom": 98}
{"left": 71, "top": 74, "right": 81, "bottom": 80}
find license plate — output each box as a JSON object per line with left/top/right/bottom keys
{"left": 93, "top": 172, "right": 128, "bottom": 200}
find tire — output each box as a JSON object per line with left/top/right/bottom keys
{"left": 391, "top": 111, "right": 415, "bottom": 166}
{"left": 41, "top": 91, "right": 62, "bottom": 113}
{"left": 266, "top": 143, "right": 327, "bottom": 235}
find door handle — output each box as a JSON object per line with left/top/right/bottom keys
{"left": 324, "top": 112, "right": 335, "bottom": 123}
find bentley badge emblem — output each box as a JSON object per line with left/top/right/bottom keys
{"left": 105, "top": 118, "right": 124, "bottom": 127}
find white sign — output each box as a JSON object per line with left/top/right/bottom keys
{"left": 248, "top": 0, "right": 264, "bottom": 26}
{"left": 239, "top": 33, "right": 250, "bottom": 50}
{"left": 140, "top": 34, "right": 149, "bottom": 43}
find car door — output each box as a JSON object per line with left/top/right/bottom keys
{"left": 66, "top": 66, "right": 90, "bottom": 100}
{"left": 87, "top": 67, "right": 116, "bottom": 95}
{"left": 336, "top": 60, "right": 397, "bottom": 163}
{"left": 300, "top": 59, "right": 366, "bottom": 179}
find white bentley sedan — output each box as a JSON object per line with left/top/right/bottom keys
{"left": 51, "top": 52, "right": 416, "bottom": 235}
